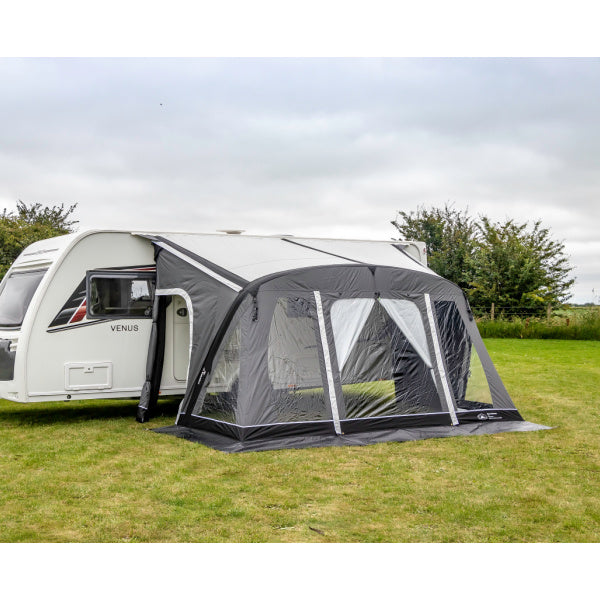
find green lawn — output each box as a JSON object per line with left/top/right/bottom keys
{"left": 1, "top": 339, "right": 599, "bottom": 542}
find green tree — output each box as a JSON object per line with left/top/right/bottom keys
{"left": 391, "top": 204, "right": 477, "bottom": 290}
{"left": 0, "top": 201, "right": 78, "bottom": 279}
{"left": 391, "top": 205, "right": 574, "bottom": 314}
{"left": 469, "top": 217, "right": 575, "bottom": 314}
{"left": 14, "top": 200, "right": 77, "bottom": 233}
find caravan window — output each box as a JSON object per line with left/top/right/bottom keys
{"left": 0, "top": 269, "right": 47, "bottom": 327}
{"left": 87, "top": 272, "right": 155, "bottom": 318}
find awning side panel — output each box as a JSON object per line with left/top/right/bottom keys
{"left": 154, "top": 249, "right": 240, "bottom": 411}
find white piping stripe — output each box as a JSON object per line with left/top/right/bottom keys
{"left": 424, "top": 293, "right": 459, "bottom": 426}
{"left": 190, "top": 414, "right": 333, "bottom": 428}
{"left": 341, "top": 411, "right": 449, "bottom": 422}
{"left": 314, "top": 290, "right": 342, "bottom": 435}
{"left": 187, "top": 409, "right": 471, "bottom": 426}
{"left": 155, "top": 242, "right": 243, "bottom": 292}
{"left": 458, "top": 408, "right": 516, "bottom": 413}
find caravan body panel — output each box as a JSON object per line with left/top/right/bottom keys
{"left": 26, "top": 232, "right": 154, "bottom": 401}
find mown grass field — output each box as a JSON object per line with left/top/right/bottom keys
{"left": 0, "top": 339, "right": 598, "bottom": 542}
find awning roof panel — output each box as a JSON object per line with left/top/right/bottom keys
{"left": 292, "top": 238, "right": 434, "bottom": 275}
{"left": 135, "top": 232, "right": 436, "bottom": 283}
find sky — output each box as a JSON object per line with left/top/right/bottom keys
{"left": 0, "top": 57, "right": 598, "bottom": 303}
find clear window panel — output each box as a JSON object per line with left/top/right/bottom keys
{"left": 89, "top": 276, "right": 154, "bottom": 317}
{"left": 434, "top": 300, "right": 492, "bottom": 409}
{"left": 0, "top": 269, "right": 46, "bottom": 327}
{"left": 266, "top": 297, "right": 330, "bottom": 422}
{"left": 332, "top": 299, "right": 440, "bottom": 418}
{"left": 464, "top": 348, "right": 493, "bottom": 407}
{"left": 200, "top": 323, "right": 241, "bottom": 423}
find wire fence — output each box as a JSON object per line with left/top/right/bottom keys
{"left": 471, "top": 305, "right": 548, "bottom": 320}
{"left": 470, "top": 304, "right": 600, "bottom": 322}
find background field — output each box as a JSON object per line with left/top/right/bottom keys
{"left": 476, "top": 306, "right": 600, "bottom": 340}
{"left": 0, "top": 339, "right": 598, "bottom": 542}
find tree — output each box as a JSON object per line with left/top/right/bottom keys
{"left": 0, "top": 201, "right": 78, "bottom": 279}
{"left": 391, "top": 204, "right": 575, "bottom": 315}
{"left": 14, "top": 200, "right": 77, "bottom": 233}
{"left": 391, "top": 204, "right": 477, "bottom": 290}
{"left": 469, "top": 217, "right": 575, "bottom": 313}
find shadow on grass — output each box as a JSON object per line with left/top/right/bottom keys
{"left": 0, "top": 397, "right": 181, "bottom": 426}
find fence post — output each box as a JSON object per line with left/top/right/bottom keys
{"left": 547, "top": 303, "right": 552, "bottom": 324}
{"left": 491, "top": 302, "right": 495, "bottom": 321}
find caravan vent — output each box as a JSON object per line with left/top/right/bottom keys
{"left": 216, "top": 230, "right": 245, "bottom": 235}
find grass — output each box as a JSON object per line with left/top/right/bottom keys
{"left": 0, "top": 339, "right": 599, "bottom": 542}
{"left": 477, "top": 306, "right": 600, "bottom": 340}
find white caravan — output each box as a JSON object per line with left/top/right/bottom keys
{"left": 0, "top": 230, "right": 426, "bottom": 404}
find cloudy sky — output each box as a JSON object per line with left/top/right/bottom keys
{"left": 0, "top": 58, "right": 598, "bottom": 302}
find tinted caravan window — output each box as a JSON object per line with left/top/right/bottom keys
{"left": 0, "top": 269, "right": 47, "bottom": 327}
{"left": 88, "top": 272, "right": 155, "bottom": 318}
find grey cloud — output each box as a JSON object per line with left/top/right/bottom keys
{"left": 0, "top": 58, "right": 598, "bottom": 302}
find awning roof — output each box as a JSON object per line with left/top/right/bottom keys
{"left": 135, "top": 232, "right": 436, "bottom": 284}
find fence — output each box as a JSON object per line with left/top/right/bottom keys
{"left": 472, "top": 303, "right": 554, "bottom": 321}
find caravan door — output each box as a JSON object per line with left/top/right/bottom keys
{"left": 172, "top": 295, "right": 190, "bottom": 382}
